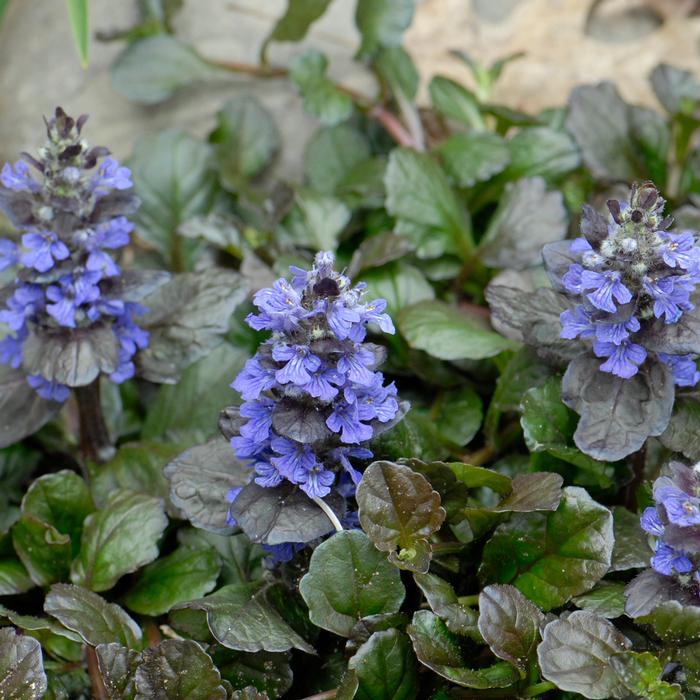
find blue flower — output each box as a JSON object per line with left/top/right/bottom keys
{"left": 593, "top": 339, "right": 647, "bottom": 379}
{"left": 562, "top": 263, "right": 584, "bottom": 294}
{"left": 253, "top": 460, "right": 284, "bottom": 488}
{"left": 656, "top": 231, "right": 700, "bottom": 269}
{"left": 0, "top": 285, "right": 45, "bottom": 331}
{"left": 270, "top": 436, "right": 316, "bottom": 480}
{"left": 594, "top": 315, "right": 640, "bottom": 345}
{"left": 654, "top": 480, "right": 700, "bottom": 527}
{"left": 90, "top": 157, "right": 132, "bottom": 193}
{"left": 560, "top": 305, "right": 595, "bottom": 340}
{"left": 1, "top": 161, "right": 40, "bottom": 192}
{"left": 659, "top": 353, "right": 700, "bottom": 387}
{"left": 297, "top": 465, "right": 335, "bottom": 498}
{"left": 238, "top": 399, "right": 274, "bottom": 442}
{"left": 640, "top": 507, "right": 664, "bottom": 536}
{"left": 651, "top": 542, "right": 693, "bottom": 576}
{"left": 581, "top": 270, "right": 632, "bottom": 313}
{"left": 20, "top": 231, "right": 69, "bottom": 273}
{"left": 273, "top": 344, "right": 321, "bottom": 385}
{"left": 326, "top": 400, "right": 373, "bottom": 444}
{"left": 303, "top": 365, "right": 343, "bottom": 401}
{"left": 0, "top": 239, "right": 18, "bottom": 271}
{"left": 231, "top": 355, "right": 277, "bottom": 400}
{"left": 643, "top": 276, "right": 693, "bottom": 324}
{"left": 26, "top": 375, "right": 70, "bottom": 402}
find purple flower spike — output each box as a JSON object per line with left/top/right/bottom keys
{"left": 651, "top": 542, "right": 694, "bottom": 576}
{"left": 594, "top": 339, "right": 646, "bottom": 378}
{"left": 581, "top": 270, "right": 632, "bottom": 313}
{"left": 20, "top": 231, "right": 69, "bottom": 273}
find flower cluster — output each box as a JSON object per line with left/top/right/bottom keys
{"left": 640, "top": 462, "right": 700, "bottom": 597}
{"left": 0, "top": 108, "right": 147, "bottom": 401}
{"left": 228, "top": 251, "right": 399, "bottom": 506}
{"left": 547, "top": 182, "right": 700, "bottom": 383}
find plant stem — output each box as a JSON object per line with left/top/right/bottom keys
{"left": 86, "top": 646, "right": 108, "bottom": 700}
{"left": 313, "top": 496, "right": 344, "bottom": 533}
{"left": 75, "top": 379, "right": 115, "bottom": 465}
{"left": 624, "top": 446, "right": 647, "bottom": 511}
{"left": 522, "top": 681, "right": 556, "bottom": 698}
{"left": 457, "top": 594, "right": 480, "bottom": 607}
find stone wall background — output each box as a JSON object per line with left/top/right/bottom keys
{"left": 1, "top": 0, "right": 699, "bottom": 175}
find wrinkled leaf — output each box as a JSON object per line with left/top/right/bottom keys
{"left": 659, "top": 398, "right": 700, "bottom": 461}
{"left": 638, "top": 600, "right": 700, "bottom": 644}
{"left": 359, "top": 262, "right": 434, "bottom": 318}
{"left": 138, "top": 269, "right": 248, "bottom": 383}
{"left": 0, "top": 627, "right": 47, "bottom": 700}
{"left": 478, "top": 177, "right": 567, "bottom": 270}
{"left": 480, "top": 487, "right": 614, "bottom": 611}
{"left": 71, "top": 490, "right": 168, "bottom": 592}
{"left": 572, "top": 581, "right": 627, "bottom": 619}
{"left": 96, "top": 643, "right": 140, "bottom": 700}
{"left": 538, "top": 610, "right": 631, "bottom": 698}
{"left": 282, "top": 189, "right": 351, "bottom": 250}
{"left": 299, "top": 530, "right": 405, "bottom": 637}
{"left": 11, "top": 515, "right": 71, "bottom": 586}
{"left": 610, "top": 651, "right": 684, "bottom": 700}
{"left": 478, "top": 584, "right": 544, "bottom": 675}
{"left": 611, "top": 506, "right": 650, "bottom": 572}
{"left": 650, "top": 63, "right": 700, "bottom": 115}
{"left": 504, "top": 127, "right": 581, "bottom": 181}
{"left": 45, "top": 583, "right": 142, "bottom": 647}
{"left": 624, "top": 569, "right": 698, "bottom": 619}
{"left": 165, "top": 437, "right": 250, "bottom": 536}
{"left": 561, "top": 355, "right": 674, "bottom": 461}
{"left": 134, "top": 639, "right": 228, "bottom": 700}
{"left": 493, "top": 472, "right": 563, "bottom": 513}
{"left": 428, "top": 76, "right": 482, "bottom": 129}
{"left": 230, "top": 481, "right": 345, "bottom": 545}
{"left": 356, "top": 461, "right": 445, "bottom": 573}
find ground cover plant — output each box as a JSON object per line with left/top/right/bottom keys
{"left": 4, "top": 1, "right": 700, "bottom": 698}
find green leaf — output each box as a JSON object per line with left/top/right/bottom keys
{"left": 638, "top": 601, "right": 700, "bottom": 644}
{"left": 478, "top": 584, "right": 544, "bottom": 676}
{"left": 0, "top": 559, "right": 34, "bottom": 596}
{"left": 137, "top": 269, "right": 248, "bottom": 383}
{"left": 112, "top": 36, "right": 220, "bottom": 104}
{"left": 66, "top": 0, "right": 89, "bottom": 67}
{"left": 435, "top": 132, "right": 510, "bottom": 187}
{"left": 398, "top": 300, "right": 517, "bottom": 361}
{"left": 521, "top": 376, "right": 619, "bottom": 485}
{"left": 289, "top": 50, "right": 353, "bottom": 125}
{"left": 263, "top": 0, "right": 333, "bottom": 49}
{"left": 446, "top": 462, "right": 512, "bottom": 494}
{"left": 659, "top": 397, "right": 700, "bottom": 461}
{"left": 355, "top": 0, "right": 414, "bottom": 57}
{"left": 143, "top": 343, "right": 247, "bottom": 443}
{"left": 134, "top": 639, "right": 228, "bottom": 699}
{"left": 165, "top": 437, "right": 250, "bottom": 536}
{"left": 610, "top": 506, "right": 649, "bottom": 572}
{"left": 282, "top": 189, "right": 351, "bottom": 250}
{"left": 610, "top": 651, "right": 684, "bottom": 700}
{"left": 479, "top": 487, "right": 614, "bottom": 611}
{"left": 503, "top": 127, "right": 581, "bottom": 181}
{"left": 374, "top": 46, "right": 418, "bottom": 101}
{"left": 537, "top": 611, "right": 632, "bottom": 698}
{"left": 303, "top": 124, "right": 371, "bottom": 194}
{"left": 91, "top": 441, "right": 185, "bottom": 518}
{"left": 371, "top": 412, "right": 452, "bottom": 464}
{"left": 432, "top": 387, "right": 482, "bottom": 447}
{"left": 428, "top": 77, "right": 483, "bottom": 130}
{"left": 130, "top": 130, "right": 221, "bottom": 267}
{"left": 477, "top": 177, "right": 567, "bottom": 270}
{"left": 356, "top": 461, "right": 445, "bottom": 573}
{"left": 349, "top": 629, "right": 418, "bottom": 700}
{"left": 173, "top": 583, "right": 315, "bottom": 654}
{"left": 95, "top": 643, "right": 140, "bottom": 700}
{"left": 45, "top": 583, "right": 142, "bottom": 648}
{"left": 566, "top": 82, "right": 643, "bottom": 181}
{"left": 214, "top": 650, "right": 292, "bottom": 698}
{"left": 229, "top": 481, "right": 345, "bottom": 545}
{"left": 385, "top": 148, "right": 473, "bottom": 259}
{"left": 493, "top": 472, "right": 563, "bottom": 513}
{"left": 408, "top": 610, "right": 519, "bottom": 689}
{"left": 210, "top": 96, "right": 281, "bottom": 187}
{"left": 299, "top": 530, "right": 405, "bottom": 637}
{"left": 359, "top": 262, "right": 434, "bottom": 318}
{"left": 572, "top": 581, "right": 627, "bottom": 619}
{"left": 123, "top": 546, "right": 221, "bottom": 616}
{"left": 21, "top": 470, "right": 94, "bottom": 550}
{"left": 412, "top": 572, "right": 479, "bottom": 638}
{"left": 71, "top": 490, "right": 168, "bottom": 592}
{"left": 11, "top": 515, "right": 71, "bottom": 586}
{"left": 0, "top": 627, "right": 47, "bottom": 700}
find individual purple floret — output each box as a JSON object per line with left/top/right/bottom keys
{"left": 640, "top": 462, "right": 700, "bottom": 598}
{"left": 0, "top": 107, "right": 147, "bottom": 401}
{"left": 545, "top": 182, "right": 700, "bottom": 382}
{"left": 228, "top": 251, "right": 400, "bottom": 507}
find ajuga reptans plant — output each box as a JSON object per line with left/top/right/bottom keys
{"left": 487, "top": 182, "right": 700, "bottom": 462}
{"left": 225, "top": 251, "right": 404, "bottom": 547}
{"left": 0, "top": 108, "right": 146, "bottom": 402}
